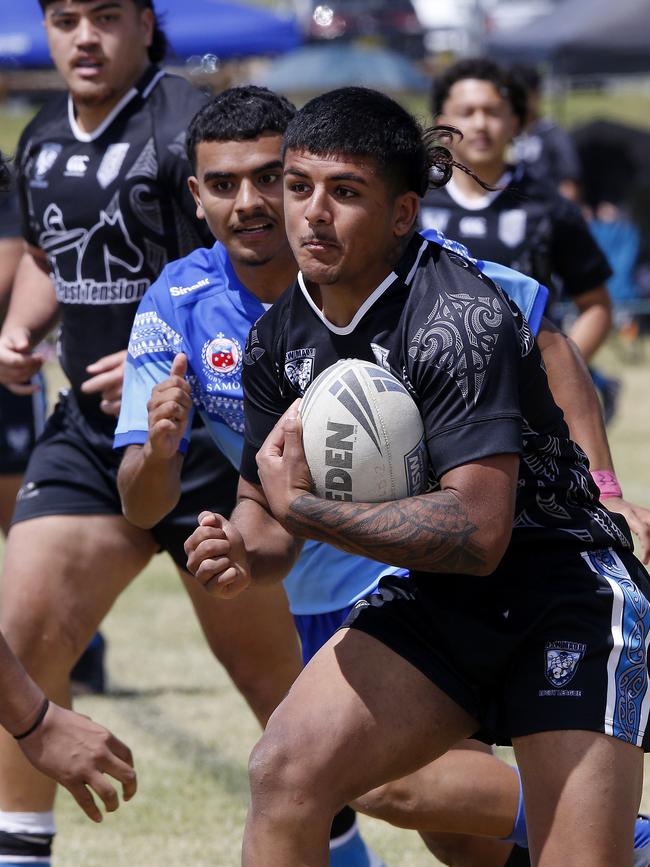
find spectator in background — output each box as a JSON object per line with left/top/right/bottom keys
{"left": 510, "top": 63, "right": 581, "bottom": 202}
{"left": 589, "top": 201, "right": 642, "bottom": 341}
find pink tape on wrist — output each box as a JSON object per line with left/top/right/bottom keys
{"left": 591, "top": 470, "right": 623, "bottom": 500}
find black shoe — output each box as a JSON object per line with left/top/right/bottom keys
{"left": 71, "top": 632, "right": 106, "bottom": 695}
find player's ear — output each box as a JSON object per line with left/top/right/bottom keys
{"left": 139, "top": 5, "right": 155, "bottom": 50}
{"left": 187, "top": 176, "right": 205, "bottom": 221}
{"left": 392, "top": 190, "right": 419, "bottom": 238}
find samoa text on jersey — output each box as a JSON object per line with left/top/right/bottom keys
{"left": 240, "top": 234, "right": 632, "bottom": 574}
{"left": 16, "top": 65, "right": 212, "bottom": 423}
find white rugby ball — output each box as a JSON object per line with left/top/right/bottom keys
{"left": 300, "top": 358, "right": 428, "bottom": 503}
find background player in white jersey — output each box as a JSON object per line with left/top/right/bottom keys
{"left": 185, "top": 88, "right": 650, "bottom": 867}
{"left": 0, "top": 6, "right": 300, "bottom": 866}
{"left": 126, "top": 88, "right": 650, "bottom": 867}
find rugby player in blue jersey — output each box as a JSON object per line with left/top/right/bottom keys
{"left": 119, "top": 89, "right": 650, "bottom": 867}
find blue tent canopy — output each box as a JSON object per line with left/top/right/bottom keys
{"left": 260, "top": 42, "right": 429, "bottom": 94}
{"left": 0, "top": 1, "right": 301, "bottom": 68}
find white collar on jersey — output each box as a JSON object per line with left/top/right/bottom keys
{"left": 444, "top": 169, "right": 512, "bottom": 211}
{"left": 297, "top": 237, "right": 428, "bottom": 335}
{"left": 67, "top": 69, "right": 165, "bottom": 143}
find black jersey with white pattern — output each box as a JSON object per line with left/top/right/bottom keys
{"left": 420, "top": 165, "right": 611, "bottom": 299}
{"left": 16, "top": 66, "right": 210, "bottom": 424}
{"left": 242, "top": 234, "right": 631, "bottom": 560}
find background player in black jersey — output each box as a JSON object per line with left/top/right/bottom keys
{"left": 421, "top": 57, "right": 612, "bottom": 368}
{"left": 0, "top": 3, "right": 301, "bottom": 865}
{"left": 0, "top": 148, "right": 137, "bottom": 833}
{"left": 186, "top": 88, "right": 650, "bottom": 867}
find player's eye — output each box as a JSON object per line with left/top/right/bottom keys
{"left": 213, "top": 181, "right": 233, "bottom": 192}
{"left": 335, "top": 186, "right": 357, "bottom": 199}
{"left": 258, "top": 173, "right": 280, "bottom": 186}
{"left": 287, "top": 182, "right": 311, "bottom": 195}
{"left": 96, "top": 13, "right": 121, "bottom": 24}
{"left": 53, "top": 15, "right": 78, "bottom": 29}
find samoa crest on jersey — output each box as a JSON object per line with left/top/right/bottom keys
{"left": 202, "top": 334, "right": 243, "bottom": 388}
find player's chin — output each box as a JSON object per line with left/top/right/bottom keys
{"left": 299, "top": 258, "right": 341, "bottom": 285}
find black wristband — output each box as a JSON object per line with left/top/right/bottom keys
{"left": 14, "top": 698, "right": 50, "bottom": 741}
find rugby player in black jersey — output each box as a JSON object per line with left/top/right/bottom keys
{"left": 186, "top": 88, "right": 650, "bottom": 867}
{"left": 0, "top": 148, "right": 137, "bottom": 836}
{"left": 0, "top": 3, "right": 301, "bottom": 864}
{"left": 421, "top": 58, "right": 611, "bottom": 367}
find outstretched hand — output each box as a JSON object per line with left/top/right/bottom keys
{"left": 81, "top": 349, "right": 128, "bottom": 416}
{"left": 0, "top": 327, "right": 44, "bottom": 395}
{"left": 606, "top": 497, "right": 650, "bottom": 564}
{"left": 18, "top": 702, "right": 136, "bottom": 823}
{"left": 256, "top": 400, "right": 313, "bottom": 524}
{"left": 185, "top": 511, "right": 251, "bottom": 599}
{"left": 145, "top": 353, "right": 192, "bottom": 461}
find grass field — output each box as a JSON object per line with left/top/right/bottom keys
{"left": 0, "top": 338, "right": 642, "bottom": 866}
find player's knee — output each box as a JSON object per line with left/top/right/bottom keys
{"left": 248, "top": 725, "right": 335, "bottom": 815}
{"left": 0, "top": 602, "right": 87, "bottom": 676}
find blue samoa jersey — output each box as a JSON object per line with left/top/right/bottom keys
{"left": 115, "top": 234, "right": 548, "bottom": 613}
{"left": 115, "top": 240, "right": 388, "bottom": 615}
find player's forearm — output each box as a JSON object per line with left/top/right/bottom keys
{"left": 284, "top": 490, "right": 496, "bottom": 576}
{"left": 568, "top": 295, "right": 612, "bottom": 362}
{"left": 0, "top": 632, "right": 46, "bottom": 737}
{"left": 1, "top": 250, "right": 59, "bottom": 344}
{"left": 231, "top": 496, "right": 302, "bottom": 585}
{"left": 538, "top": 323, "right": 614, "bottom": 471}
{"left": 117, "top": 444, "right": 183, "bottom": 529}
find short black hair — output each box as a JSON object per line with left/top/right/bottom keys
{"left": 510, "top": 63, "right": 542, "bottom": 95}
{"left": 431, "top": 57, "right": 527, "bottom": 127}
{"left": 186, "top": 86, "right": 296, "bottom": 171}
{"left": 38, "top": 0, "right": 168, "bottom": 64}
{"left": 282, "top": 87, "right": 431, "bottom": 197}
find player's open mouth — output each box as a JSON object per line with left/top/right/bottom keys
{"left": 73, "top": 58, "right": 104, "bottom": 76}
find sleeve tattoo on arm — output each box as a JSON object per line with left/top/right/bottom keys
{"left": 286, "top": 491, "right": 487, "bottom": 574}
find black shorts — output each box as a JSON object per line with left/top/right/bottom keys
{"left": 346, "top": 546, "right": 650, "bottom": 749}
{"left": 12, "top": 390, "right": 239, "bottom": 568}
{"left": 0, "top": 378, "right": 47, "bottom": 475}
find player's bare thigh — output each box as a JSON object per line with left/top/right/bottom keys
{"left": 0, "top": 513, "right": 158, "bottom": 674}
{"left": 251, "top": 626, "right": 479, "bottom": 809}
{"left": 514, "top": 729, "right": 643, "bottom": 867}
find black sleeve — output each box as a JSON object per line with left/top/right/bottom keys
{"left": 240, "top": 316, "right": 293, "bottom": 484}
{"left": 549, "top": 198, "right": 612, "bottom": 297}
{"left": 156, "top": 81, "right": 213, "bottom": 249}
{"left": 14, "top": 129, "right": 38, "bottom": 247}
{"left": 407, "top": 287, "right": 523, "bottom": 480}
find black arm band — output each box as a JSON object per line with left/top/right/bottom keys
{"left": 14, "top": 698, "right": 50, "bottom": 740}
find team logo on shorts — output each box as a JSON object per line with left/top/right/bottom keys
{"left": 202, "top": 334, "right": 242, "bottom": 378}
{"left": 284, "top": 348, "right": 315, "bottom": 392}
{"left": 544, "top": 640, "right": 586, "bottom": 688}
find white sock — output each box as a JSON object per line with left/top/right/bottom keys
{"left": 0, "top": 812, "right": 55, "bottom": 836}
